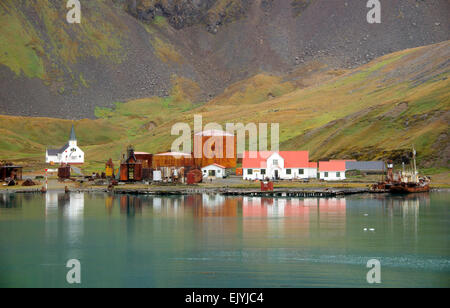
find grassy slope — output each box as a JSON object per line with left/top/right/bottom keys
{"left": 0, "top": 42, "right": 449, "bottom": 178}
{"left": 0, "top": 0, "right": 179, "bottom": 88}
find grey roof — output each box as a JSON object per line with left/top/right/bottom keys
{"left": 69, "top": 124, "right": 76, "bottom": 141}
{"left": 47, "top": 143, "right": 69, "bottom": 156}
{"left": 346, "top": 161, "right": 385, "bottom": 171}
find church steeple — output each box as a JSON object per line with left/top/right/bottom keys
{"left": 69, "top": 124, "right": 77, "bottom": 147}
{"left": 69, "top": 124, "right": 77, "bottom": 141}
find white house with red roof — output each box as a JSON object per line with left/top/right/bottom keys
{"left": 242, "top": 151, "right": 317, "bottom": 180}
{"left": 201, "top": 163, "right": 226, "bottom": 179}
{"left": 318, "top": 161, "right": 346, "bottom": 181}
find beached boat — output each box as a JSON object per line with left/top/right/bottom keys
{"left": 389, "top": 181, "right": 430, "bottom": 194}
{"left": 389, "top": 147, "right": 430, "bottom": 194}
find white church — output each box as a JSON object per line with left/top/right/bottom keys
{"left": 46, "top": 125, "right": 84, "bottom": 165}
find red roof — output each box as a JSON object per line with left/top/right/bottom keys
{"left": 319, "top": 161, "right": 346, "bottom": 172}
{"left": 242, "top": 151, "right": 272, "bottom": 168}
{"left": 308, "top": 162, "right": 318, "bottom": 168}
{"left": 204, "top": 163, "right": 226, "bottom": 169}
{"left": 242, "top": 151, "right": 310, "bottom": 168}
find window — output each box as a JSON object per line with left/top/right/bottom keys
{"left": 261, "top": 169, "right": 266, "bottom": 175}
{"left": 286, "top": 169, "right": 291, "bottom": 175}
{"left": 324, "top": 172, "right": 329, "bottom": 177}
{"left": 248, "top": 169, "right": 253, "bottom": 175}
{"left": 299, "top": 169, "right": 304, "bottom": 175}
{"left": 217, "top": 170, "right": 221, "bottom": 174}
{"left": 209, "top": 170, "right": 216, "bottom": 177}
{"left": 336, "top": 172, "right": 341, "bottom": 177}
{"left": 273, "top": 159, "right": 278, "bottom": 166}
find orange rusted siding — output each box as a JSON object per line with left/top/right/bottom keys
{"left": 152, "top": 154, "right": 194, "bottom": 168}
{"left": 193, "top": 135, "right": 237, "bottom": 168}
{"left": 135, "top": 153, "right": 153, "bottom": 168}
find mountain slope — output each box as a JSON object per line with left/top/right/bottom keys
{"left": 0, "top": 41, "right": 448, "bottom": 172}
{"left": 1, "top": 0, "right": 449, "bottom": 118}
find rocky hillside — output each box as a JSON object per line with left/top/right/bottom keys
{"left": 0, "top": 0, "right": 449, "bottom": 118}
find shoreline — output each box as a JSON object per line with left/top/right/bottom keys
{"left": 1, "top": 185, "right": 448, "bottom": 196}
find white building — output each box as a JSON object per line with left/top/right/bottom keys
{"left": 242, "top": 151, "right": 317, "bottom": 180}
{"left": 46, "top": 125, "right": 84, "bottom": 165}
{"left": 318, "top": 161, "right": 346, "bottom": 181}
{"left": 201, "top": 163, "right": 226, "bottom": 179}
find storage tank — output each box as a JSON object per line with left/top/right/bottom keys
{"left": 193, "top": 129, "right": 237, "bottom": 168}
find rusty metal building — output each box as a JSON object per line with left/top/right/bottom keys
{"left": 135, "top": 152, "right": 153, "bottom": 180}
{"left": 57, "top": 164, "right": 71, "bottom": 179}
{"left": 152, "top": 152, "right": 194, "bottom": 183}
{"left": 119, "top": 146, "right": 143, "bottom": 182}
{"left": 152, "top": 151, "right": 193, "bottom": 168}
{"left": 193, "top": 129, "right": 237, "bottom": 168}
{"left": 0, "top": 163, "right": 23, "bottom": 181}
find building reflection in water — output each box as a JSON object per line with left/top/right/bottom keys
{"left": 105, "top": 195, "right": 114, "bottom": 215}
{"left": 120, "top": 195, "right": 142, "bottom": 216}
{"left": 0, "top": 193, "right": 21, "bottom": 208}
{"left": 45, "top": 192, "right": 84, "bottom": 262}
{"left": 315, "top": 198, "right": 347, "bottom": 237}
{"left": 242, "top": 196, "right": 346, "bottom": 220}
{"left": 241, "top": 197, "right": 328, "bottom": 246}
{"left": 197, "top": 194, "right": 238, "bottom": 217}
{"left": 382, "top": 193, "right": 430, "bottom": 240}
{"left": 152, "top": 196, "right": 185, "bottom": 217}
{"left": 102, "top": 192, "right": 429, "bottom": 244}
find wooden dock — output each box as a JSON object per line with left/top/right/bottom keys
{"left": 219, "top": 189, "right": 370, "bottom": 198}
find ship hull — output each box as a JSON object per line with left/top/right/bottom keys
{"left": 389, "top": 183, "right": 430, "bottom": 194}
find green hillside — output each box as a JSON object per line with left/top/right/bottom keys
{"left": 0, "top": 41, "right": 449, "bottom": 177}
{"left": 0, "top": 0, "right": 127, "bottom": 80}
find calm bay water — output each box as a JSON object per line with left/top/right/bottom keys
{"left": 0, "top": 191, "right": 448, "bottom": 288}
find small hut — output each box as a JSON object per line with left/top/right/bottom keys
{"left": 105, "top": 159, "right": 115, "bottom": 178}
{"left": 58, "top": 163, "right": 71, "bottom": 179}
{"left": 0, "top": 162, "right": 23, "bottom": 182}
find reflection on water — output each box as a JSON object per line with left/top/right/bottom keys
{"left": 1, "top": 191, "right": 448, "bottom": 287}
{"left": 40, "top": 192, "right": 430, "bottom": 241}
{"left": 0, "top": 193, "right": 21, "bottom": 208}
{"left": 45, "top": 192, "right": 84, "bottom": 218}
{"left": 109, "top": 194, "right": 350, "bottom": 219}
{"left": 44, "top": 192, "right": 84, "bottom": 263}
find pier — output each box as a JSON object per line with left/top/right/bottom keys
{"left": 219, "top": 188, "right": 371, "bottom": 198}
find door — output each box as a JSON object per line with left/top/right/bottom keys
{"left": 274, "top": 170, "right": 279, "bottom": 179}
